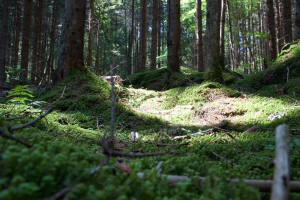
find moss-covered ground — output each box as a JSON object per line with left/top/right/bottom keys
{"left": 1, "top": 42, "right": 300, "bottom": 199}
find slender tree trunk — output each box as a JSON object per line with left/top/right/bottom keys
{"left": 20, "top": 0, "right": 33, "bottom": 84}
{"left": 267, "top": 0, "right": 277, "bottom": 59}
{"left": 204, "top": 0, "right": 223, "bottom": 83}
{"left": 55, "top": 0, "right": 87, "bottom": 82}
{"left": 95, "top": 22, "right": 101, "bottom": 75}
{"left": 295, "top": 0, "right": 300, "bottom": 39}
{"left": 150, "top": 0, "right": 159, "bottom": 70}
{"left": 12, "top": 1, "right": 22, "bottom": 70}
{"left": 0, "top": 0, "right": 9, "bottom": 84}
{"left": 196, "top": 0, "right": 204, "bottom": 72}
{"left": 157, "top": 0, "right": 162, "bottom": 68}
{"left": 167, "top": 0, "right": 181, "bottom": 73}
{"left": 283, "top": 0, "right": 293, "bottom": 43}
{"left": 219, "top": 0, "right": 226, "bottom": 70}
{"left": 138, "top": 0, "right": 147, "bottom": 72}
{"left": 87, "top": 0, "right": 94, "bottom": 67}
{"left": 226, "top": 0, "right": 235, "bottom": 70}
{"left": 274, "top": 0, "right": 284, "bottom": 51}
{"left": 46, "top": 0, "right": 59, "bottom": 83}
{"left": 127, "top": 0, "right": 135, "bottom": 75}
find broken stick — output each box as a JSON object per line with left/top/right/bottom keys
{"left": 271, "top": 124, "right": 290, "bottom": 200}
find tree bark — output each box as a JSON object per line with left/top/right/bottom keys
{"left": 12, "top": 1, "right": 22, "bottom": 70}
{"left": 196, "top": 0, "right": 204, "bottom": 72}
{"left": 204, "top": 0, "right": 223, "bottom": 83}
{"left": 87, "top": 0, "right": 94, "bottom": 68}
{"left": 267, "top": 0, "right": 277, "bottom": 59}
{"left": 55, "top": 0, "right": 87, "bottom": 82}
{"left": 295, "top": 0, "right": 300, "bottom": 39}
{"left": 138, "top": 0, "right": 147, "bottom": 72}
{"left": 167, "top": 0, "right": 181, "bottom": 73}
{"left": 282, "top": 0, "right": 293, "bottom": 43}
{"left": 0, "top": 0, "right": 9, "bottom": 84}
{"left": 20, "top": 0, "right": 33, "bottom": 84}
{"left": 219, "top": 0, "right": 226, "bottom": 70}
{"left": 150, "top": 0, "right": 159, "bottom": 70}
{"left": 274, "top": 0, "right": 284, "bottom": 51}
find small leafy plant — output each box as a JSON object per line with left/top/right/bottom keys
{"left": 6, "top": 85, "right": 34, "bottom": 104}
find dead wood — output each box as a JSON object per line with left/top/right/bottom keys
{"left": 243, "top": 125, "right": 260, "bottom": 133}
{"left": 137, "top": 173, "right": 300, "bottom": 192}
{"left": 9, "top": 107, "right": 54, "bottom": 132}
{"left": 173, "top": 120, "right": 229, "bottom": 140}
{"left": 0, "top": 129, "right": 32, "bottom": 148}
{"left": 271, "top": 124, "right": 290, "bottom": 200}
{"left": 45, "top": 187, "right": 72, "bottom": 200}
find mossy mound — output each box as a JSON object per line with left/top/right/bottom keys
{"left": 124, "top": 67, "right": 205, "bottom": 91}
{"left": 40, "top": 69, "right": 111, "bottom": 112}
{"left": 239, "top": 40, "right": 300, "bottom": 91}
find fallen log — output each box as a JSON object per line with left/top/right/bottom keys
{"left": 137, "top": 173, "right": 300, "bottom": 192}
{"left": 271, "top": 124, "right": 290, "bottom": 200}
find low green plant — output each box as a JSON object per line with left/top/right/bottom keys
{"left": 6, "top": 85, "right": 34, "bottom": 104}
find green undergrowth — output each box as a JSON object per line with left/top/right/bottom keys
{"left": 124, "top": 66, "right": 244, "bottom": 91}
{"left": 1, "top": 57, "right": 300, "bottom": 199}
{"left": 238, "top": 40, "right": 300, "bottom": 91}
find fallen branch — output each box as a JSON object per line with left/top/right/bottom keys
{"left": 212, "top": 151, "right": 236, "bottom": 166}
{"left": 9, "top": 107, "right": 54, "bottom": 132}
{"left": 0, "top": 129, "right": 32, "bottom": 148}
{"left": 45, "top": 187, "right": 72, "bottom": 200}
{"left": 243, "top": 125, "right": 260, "bottom": 133}
{"left": 137, "top": 173, "right": 300, "bottom": 192}
{"left": 173, "top": 120, "right": 229, "bottom": 140}
{"left": 271, "top": 124, "right": 290, "bottom": 200}
{"left": 110, "top": 150, "right": 174, "bottom": 158}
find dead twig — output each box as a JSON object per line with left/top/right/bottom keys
{"left": 9, "top": 107, "right": 54, "bottom": 133}
{"left": 173, "top": 120, "right": 229, "bottom": 140}
{"left": 243, "top": 125, "right": 260, "bottom": 133}
{"left": 0, "top": 129, "right": 32, "bottom": 148}
{"left": 136, "top": 173, "right": 300, "bottom": 192}
{"left": 44, "top": 187, "right": 72, "bottom": 200}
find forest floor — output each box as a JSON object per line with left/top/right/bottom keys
{"left": 1, "top": 41, "right": 300, "bottom": 199}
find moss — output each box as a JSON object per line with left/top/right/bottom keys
{"left": 125, "top": 67, "right": 205, "bottom": 91}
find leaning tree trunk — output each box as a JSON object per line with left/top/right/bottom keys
{"left": 54, "top": 0, "right": 86, "bottom": 82}
{"left": 167, "top": 0, "right": 181, "bottom": 73}
{"left": 204, "top": 0, "right": 223, "bottom": 83}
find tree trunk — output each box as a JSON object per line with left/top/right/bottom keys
{"left": 226, "top": 0, "right": 235, "bottom": 70}
{"left": 196, "top": 0, "right": 204, "bottom": 72}
{"left": 0, "top": 0, "right": 9, "bottom": 84}
{"left": 46, "top": 0, "right": 59, "bottom": 83}
{"left": 55, "top": 0, "right": 87, "bottom": 82}
{"left": 20, "top": 0, "right": 33, "bottom": 84}
{"left": 283, "top": 0, "right": 293, "bottom": 43}
{"left": 219, "top": 0, "right": 226, "bottom": 70}
{"left": 167, "top": 0, "right": 181, "bottom": 73}
{"left": 12, "top": 1, "right": 22, "bottom": 70}
{"left": 267, "top": 0, "right": 277, "bottom": 59}
{"left": 204, "top": 0, "right": 223, "bottom": 83}
{"left": 87, "top": 0, "right": 94, "bottom": 67}
{"left": 127, "top": 0, "right": 135, "bottom": 75}
{"left": 295, "top": 0, "right": 300, "bottom": 39}
{"left": 138, "top": 0, "right": 147, "bottom": 72}
{"left": 274, "top": 0, "right": 284, "bottom": 51}
{"left": 150, "top": 0, "right": 159, "bottom": 70}
{"left": 157, "top": 0, "right": 162, "bottom": 68}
